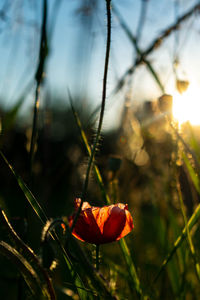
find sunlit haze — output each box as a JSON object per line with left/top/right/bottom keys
{"left": 172, "top": 84, "right": 200, "bottom": 126}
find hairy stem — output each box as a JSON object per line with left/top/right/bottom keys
{"left": 71, "top": 0, "right": 112, "bottom": 231}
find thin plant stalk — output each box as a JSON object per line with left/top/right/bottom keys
{"left": 69, "top": 94, "right": 110, "bottom": 205}
{"left": 136, "top": 0, "right": 148, "bottom": 43}
{"left": 29, "top": 0, "right": 48, "bottom": 176}
{"left": 112, "top": 2, "right": 200, "bottom": 96}
{"left": 0, "top": 209, "right": 56, "bottom": 300}
{"left": 71, "top": 0, "right": 112, "bottom": 232}
{"left": 153, "top": 202, "right": 200, "bottom": 284}
{"left": 168, "top": 118, "right": 200, "bottom": 171}
{"left": 112, "top": 3, "right": 165, "bottom": 94}
{"left": 69, "top": 2, "right": 144, "bottom": 296}
{"left": 70, "top": 103, "right": 144, "bottom": 298}
{"left": 0, "top": 151, "right": 117, "bottom": 298}
{"left": 176, "top": 174, "right": 200, "bottom": 282}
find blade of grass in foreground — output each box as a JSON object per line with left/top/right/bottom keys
{"left": 176, "top": 174, "right": 200, "bottom": 282}
{"left": 167, "top": 210, "right": 182, "bottom": 296}
{"left": 0, "top": 209, "right": 56, "bottom": 299}
{"left": 0, "top": 151, "right": 48, "bottom": 224}
{"left": 153, "top": 140, "right": 200, "bottom": 284}
{"left": 182, "top": 153, "right": 200, "bottom": 194}
{"left": 167, "top": 208, "right": 185, "bottom": 279}
{"left": 119, "top": 238, "right": 143, "bottom": 298}
{"left": 70, "top": 102, "right": 144, "bottom": 298}
{"left": 153, "top": 202, "right": 200, "bottom": 284}
{"left": 42, "top": 220, "right": 116, "bottom": 298}
{"left": 155, "top": 206, "right": 181, "bottom": 296}
{"left": 0, "top": 151, "right": 117, "bottom": 299}
{"left": 187, "top": 123, "right": 200, "bottom": 163}
{"left": 0, "top": 151, "right": 92, "bottom": 299}
{"left": 0, "top": 241, "right": 42, "bottom": 298}
{"left": 69, "top": 96, "right": 110, "bottom": 205}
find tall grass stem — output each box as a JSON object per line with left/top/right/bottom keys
{"left": 176, "top": 173, "right": 200, "bottom": 282}
{"left": 71, "top": 0, "right": 112, "bottom": 232}
{"left": 29, "top": 0, "right": 48, "bottom": 177}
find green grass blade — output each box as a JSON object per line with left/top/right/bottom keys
{"left": 183, "top": 152, "right": 200, "bottom": 194}
{"left": 169, "top": 121, "right": 200, "bottom": 170}
{"left": 187, "top": 123, "right": 200, "bottom": 162}
{"left": 0, "top": 209, "right": 56, "bottom": 299}
{"left": 167, "top": 210, "right": 183, "bottom": 296}
{"left": 70, "top": 102, "right": 144, "bottom": 298}
{"left": 144, "top": 60, "right": 165, "bottom": 94}
{"left": 167, "top": 259, "right": 180, "bottom": 296}
{"left": 153, "top": 202, "right": 200, "bottom": 284}
{"left": 0, "top": 151, "right": 90, "bottom": 299}
{"left": 155, "top": 206, "right": 182, "bottom": 295}
{"left": 0, "top": 151, "right": 48, "bottom": 224}
{"left": 42, "top": 220, "right": 115, "bottom": 298}
{"left": 112, "top": 4, "right": 165, "bottom": 94}
{"left": 54, "top": 238, "right": 94, "bottom": 300}
{"left": 119, "top": 238, "right": 143, "bottom": 297}
{"left": 176, "top": 176, "right": 200, "bottom": 282}
{"left": 0, "top": 241, "right": 43, "bottom": 298}
{"left": 168, "top": 208, "right": 185, "bottom": 276}
{"left": 69, "top": 96, "right": 110, "bottom": 205}
{"left": 62, "top": 227, "right": 117, "bottom": 299}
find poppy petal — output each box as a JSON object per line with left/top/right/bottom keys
{"left": 71, "top": 208, "right": 102, "bottom": 244}
{"left": 102, "top": 205, "right": 126, "bottom": 242}
{"left": 69, "top": 201, "right": 134, "bottom": 244}
{"left": 116, "top": 206, "right": 134, "bottom": 240}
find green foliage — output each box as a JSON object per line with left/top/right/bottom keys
{"left": 2, "top": 99, "right": 200, "bottom": 299}
{"left": 1, "top": 1, "right": 200, "bottom": 299}
{"left": 0, "top": 241, "right": 43, "bottom": 298}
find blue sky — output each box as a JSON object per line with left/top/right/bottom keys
{"left": 0, "top": 0, "right": 200, "bottom": 129}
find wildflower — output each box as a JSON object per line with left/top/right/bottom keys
{"left": 69, "top": 198, "right": 133, "bottom": 244}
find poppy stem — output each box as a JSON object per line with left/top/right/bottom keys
{"left": 70, "top": 0, "right": 112, "bottom": 232}
{"left": 96, "top": 244, "right": 100, "bottom": 271}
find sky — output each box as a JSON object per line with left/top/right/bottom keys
{"left": 0, "top": 0, "right": 200, "bottom": 130}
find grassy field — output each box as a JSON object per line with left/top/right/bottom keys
{"left": 1, "top": 0, "right": 200, "bottom": 299}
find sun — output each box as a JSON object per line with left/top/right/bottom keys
{"left": 172, "top": 83, "right": 200, "bottom": 126}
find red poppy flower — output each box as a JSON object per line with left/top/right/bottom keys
{"left": 69, "top": 198, "right": 133, "bottom": 244}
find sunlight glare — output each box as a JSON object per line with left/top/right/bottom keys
{"left": 172, "top": 84, "right": 200, "bottom": 125}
